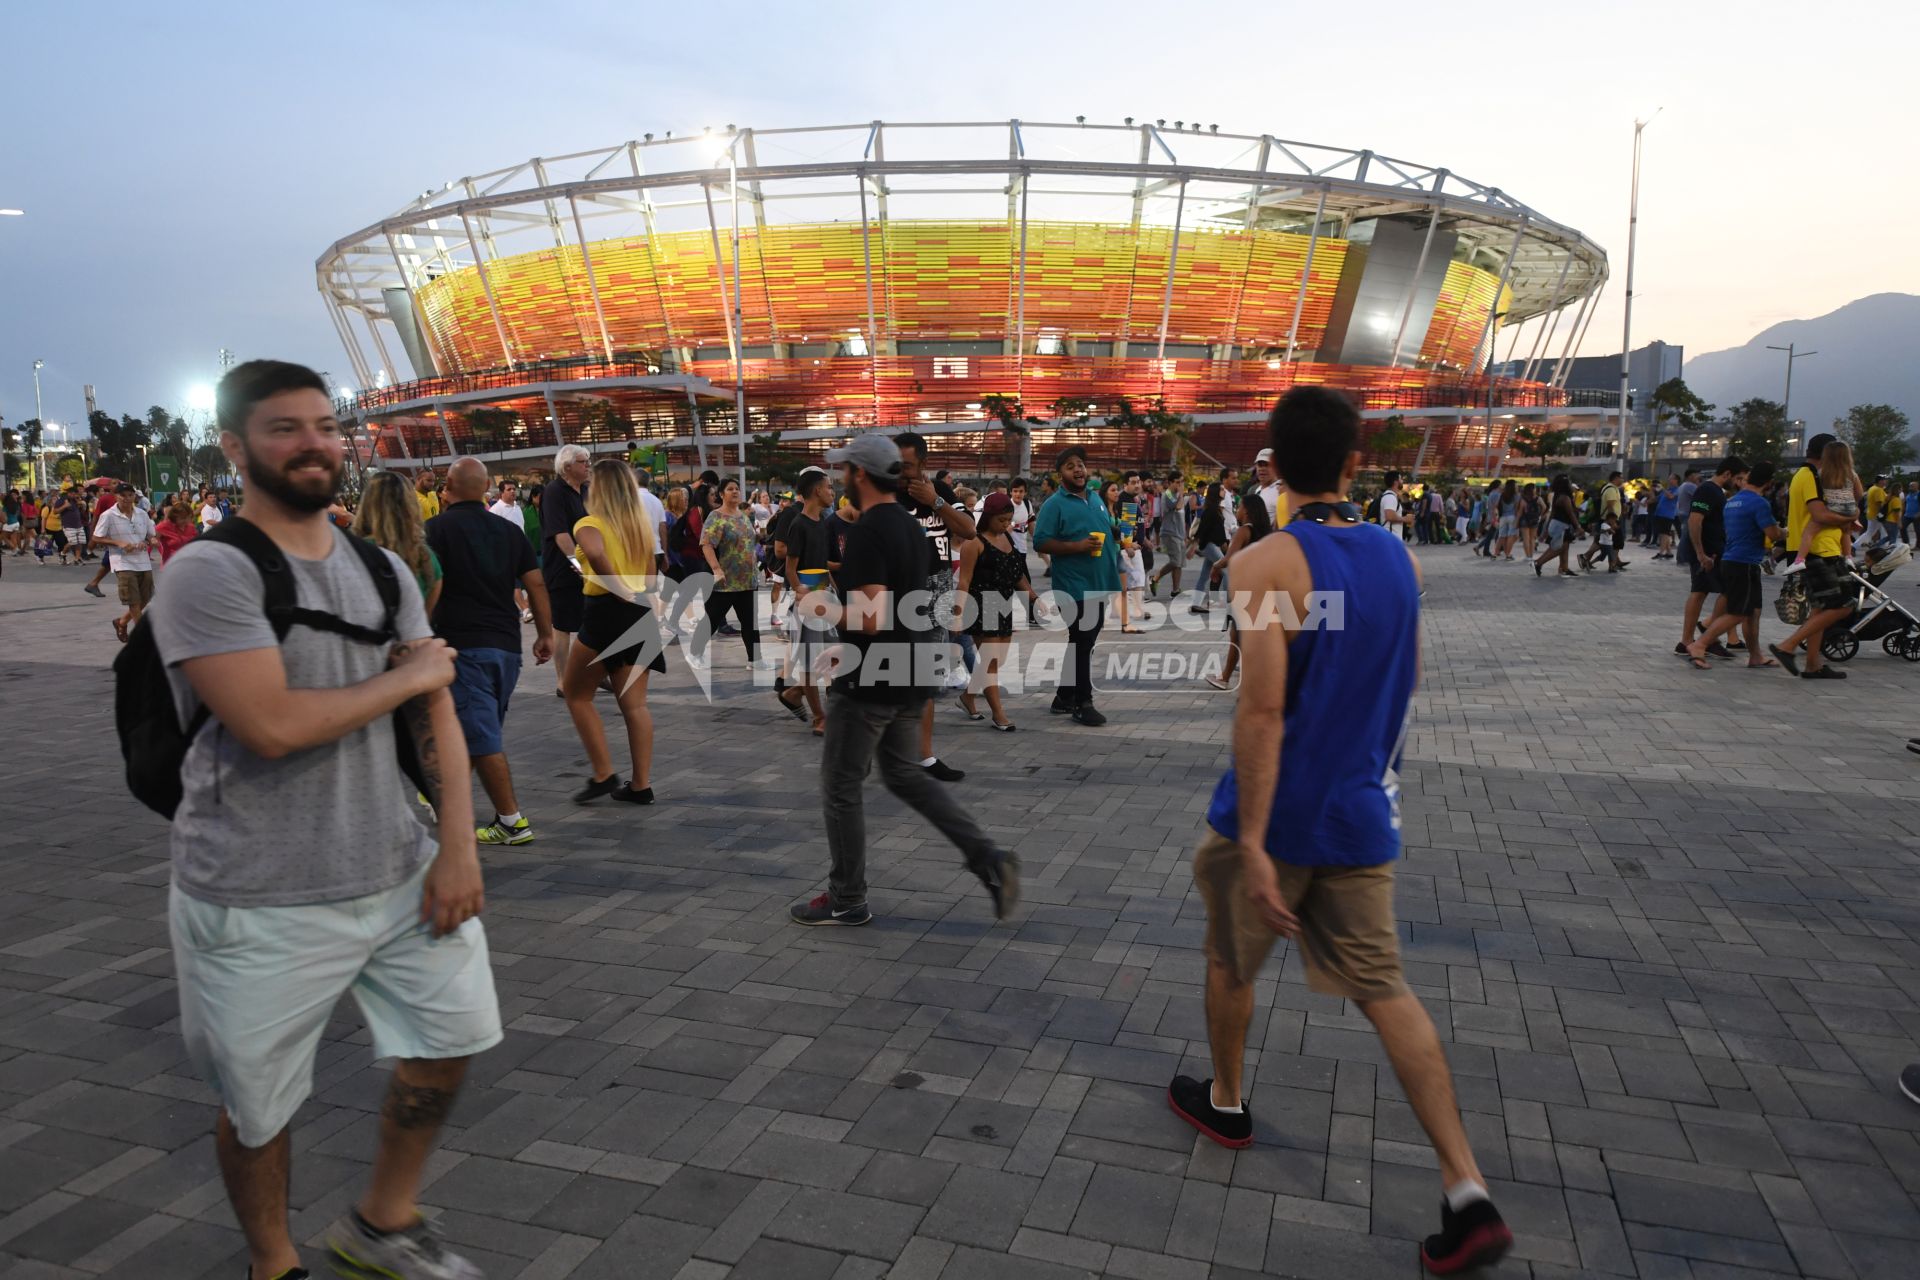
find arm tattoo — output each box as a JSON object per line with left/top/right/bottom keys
{"left": 402, "top": 695, "right": 444, "bottom": 812}
{"left": 383, "top": 1077, "right": 456, "bottom": 1130}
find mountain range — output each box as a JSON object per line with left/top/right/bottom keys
{"left": 1682, "top": 292, "right": 1919, "bottom": 436}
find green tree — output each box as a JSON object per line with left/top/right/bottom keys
{"left": 1725, "top": 398, "right": 1789, "bottom": 473}
{"left": 746, "top": 431, "right": 801, "bottom": 482}
{"left": 1509, "top": 426, "right": 1572, "bottom": 466}
{"left": 54, "top": 456, "right": 86, "bottom": 485}
{"left": 1836, "top": 403, "right": 1914, "bottom": 480}
{"left": 981, "top": 393, "right": 1038, "bottom": 479}
{"left": 86, "top": 409, "right": 151, "bottom": 476}
{"left": 465, "top": 406, "right": 519, "bottom": 460}
{"left": 1369, "top": 414, "right": 1420, "bottom": 460}
{"left": 1649, "top": 378, "right": 1714, "bottom": 467}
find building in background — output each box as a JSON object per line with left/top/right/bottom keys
{"left": 318, "top": 120, "right": 1615, "bottom": 478}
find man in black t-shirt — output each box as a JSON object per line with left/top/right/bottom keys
{"left": 1676, "top": 456, "right": 1737, "bottom": 660}
{"left": 788, "top": 434, "right": 1018, "bottom": 928}
{"left": 428, "top": 459, "right": 556, "bottom": 845}
{"left": 539, "top": 446, "right": 592, "bottom": 693}
{"left": 894, "top": 433, "right": 976, "bottom": 783}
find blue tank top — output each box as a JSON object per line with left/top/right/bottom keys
{"left": 1206, "top": 521, "right": 1418, "bottom": 867}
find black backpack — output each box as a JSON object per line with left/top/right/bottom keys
{"left": 114, "top": 518, "right": 427, "bottom": 818}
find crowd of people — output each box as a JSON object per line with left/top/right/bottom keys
{"left": 43, "top": 347, "right": 1920, "bottom": 1280}
{"left": 104, "top": 359, "right": 1532, "bottom": 1278}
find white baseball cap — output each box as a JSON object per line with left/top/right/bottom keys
{"left": 1255, "top": 447, "right": 1274, "bottom": 464}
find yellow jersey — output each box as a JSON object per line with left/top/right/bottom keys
{"left": 1787, "top": 466, "right": 1843, "bottom": 559}
{"left": 574, "top": 514, "right": 651, "bottom": 597}
{"left": 416, "top": 491, "right": 440, "bottom": 522}
{"left": 1866, "top": 486, "right": 1886, "bottom": 522}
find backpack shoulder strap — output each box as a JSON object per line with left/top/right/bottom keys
{"left": 203, "top": 518, "right": 300, "bottom": 640}
{"left": 337, "top": 532, "right": 403, "bottom": 638}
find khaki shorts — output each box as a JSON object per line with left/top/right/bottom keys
{"left": 1192, "top": 831, "right": 1408, "bottom": 1001}
{"left": 116, "top": 569, "right": 155, "bottom": 608}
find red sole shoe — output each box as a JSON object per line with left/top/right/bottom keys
{"left": 1166, "top": 1084, "right": 1253, "bottom": 1149}
{"left": 1420, "top": 1221, "right": 1514, "bottom": 1274}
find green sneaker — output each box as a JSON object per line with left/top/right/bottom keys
{"left": 477, "top": 815, "right": 534, "bottom": 846}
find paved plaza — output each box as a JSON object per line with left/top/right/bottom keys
{"left": 2, "top": 544, "right": 1918, "bottom": 1279}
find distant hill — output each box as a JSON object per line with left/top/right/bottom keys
{"left": 1683, "top": 293, "right": 1920, "bottom": 438}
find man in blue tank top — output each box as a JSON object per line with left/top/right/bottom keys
{"left": 1167, "top": 387, "right": 1513, "bottom": 1275}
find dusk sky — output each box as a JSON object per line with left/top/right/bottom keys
{"left": 2, "top": 0, "right": 1914, "bottom": 437}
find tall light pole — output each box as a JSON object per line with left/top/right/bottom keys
{"left": 1764, "top": 343, "right": 1817, "bottom": 441}
{"left": 1618, "top": 110, "right": 1659, "bottom": 469}
{"left": 0, "top": 213, "right": 19, "bottom": 484}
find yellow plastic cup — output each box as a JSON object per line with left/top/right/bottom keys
{"left": 1088, "top": 530, "right": 1106, "bottom": 557}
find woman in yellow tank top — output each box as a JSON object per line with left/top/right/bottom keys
{"left": 564, "top": 459, "right": 664, "bottom": 804}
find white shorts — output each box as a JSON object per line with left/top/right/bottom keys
{"left": 170, "top": 859, "right": 502, "bottom": 1148}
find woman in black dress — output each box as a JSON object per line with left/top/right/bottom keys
{"left": 954, "top": 492, "right": 1038, "bottom": 730}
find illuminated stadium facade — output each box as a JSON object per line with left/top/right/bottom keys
{"left": 317, "top": 119, "right": 1615, "bottom": 477}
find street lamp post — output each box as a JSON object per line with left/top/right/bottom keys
{"left": 1764, "top": 343, "right": 1818, "bottom": 442}
{"left": 1618, "top": 111, "right": 1659, "bottom": 469}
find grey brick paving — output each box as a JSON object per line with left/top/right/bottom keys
{"left": 3, "top": 546, "right": 1919, "bottom": 1276}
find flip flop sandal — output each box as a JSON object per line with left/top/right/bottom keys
{"left": 112, "top": 617, "right": 129, "bottom": 644}
{"left": 991, "top": 721, "right": 1017, "bottom": 732}
{"left": 1746, "top": 658, "right": 1780, "bottom": 668}
{"left": 776, "top": 689, "right": 808, "bottom": 721}
{"left": 1688, "top": 654, "right": 1712, "bottom": 670}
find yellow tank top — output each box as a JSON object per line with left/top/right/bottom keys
{"left": 574, "top": 514, "right": 650, "bottom": 597}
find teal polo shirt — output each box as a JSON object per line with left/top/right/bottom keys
{"left": 1033, "top": 487, "right": 1122, "bottom": 600}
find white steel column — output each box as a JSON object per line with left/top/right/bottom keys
{"left": 458, "top": 212, "right": 517, "bottom": 368}
{"left": 364, "top": 309, "right": 399, "bottom": 387}
{"left": 1556, "top": 282, "right": 1604, "bottom": 389}
{"left": 1470, "top": 222, "right": 1528, "bottom": 371}
{"left": 1015, "top": 172, "right": 1030, "bottom": 400}
{"left": 325, "top": 291, "right": 375, "bottom": 389}
{"left": 385, "top": 232, "right": 449, "bottom": 375}
{"left": 544, "top": 390, "right": 567, "bottom": 445}
{"left": 700, "top": 182, "right": 738, "bottom": 364}
{"left": 860, "top": 172, "right": 879, "bottom": 422}
{"left": 567, "top": 194, "right": 615, "bottom": 363}
{"left": 1388, "top": 201, "right": 1445, "bottom": 368}
{"left": 1282, "top": 188, "right": 1328, "bottom": 365}
{"left": 627, "top": 143, "right": 680, "bottom": 360}
{"left": 431, "top": 400, "right": 459, "bottom": 459}
{"left": 1521, "top": 255, "right": 1574, "bottom": 384}
{"left": 729, "top": 144, "right": 747, "bottom": 491}
{"left": 1153, "top": 177, "right": 1188, "bottom": 362}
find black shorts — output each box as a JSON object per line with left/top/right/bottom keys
{"left": 1612, "top": 522, "right": 1627, "bottom": 550}
{"left": 578, "top": 593, "right": 667, "bottom": 672}
{"left": 1803, "top": 555, "right": 1852, "bottom": 613}
{"left": 545, "top": 574, "right": 585, "bottom": 632}
{"left": 1722, "top": 562, "right": 1763, "bottom": 615}
{"left": 1690, "top": 564, "right": 1724, "bottom": 595}
{"left": 1652, "top": 515, "right": 1673, "bottom": 538}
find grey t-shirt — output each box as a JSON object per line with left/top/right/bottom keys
{"left": 147, "top": 525, "right": 436, "bottom": 907}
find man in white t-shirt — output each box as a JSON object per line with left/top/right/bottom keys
{"left": 199, "top": 488, "right": 225, "bottom": 531}
{"left": 1253, "top": 448, "right": 1286, "bottom": 522}
{"left": 632, "top": 466, "right": 669, "bottom": 572}
{"left": 93, "top": 483, "right": 158, "bottom": 642}
{"left": 487, "top": 480, "right": 526, "bottom": 530}
{"left": 1377, "top": 470, "right": 1412, "bottom": 539}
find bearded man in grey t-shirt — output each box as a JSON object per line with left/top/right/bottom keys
{"left": 145, "top": 360, "right": 497, "bottom": 1280}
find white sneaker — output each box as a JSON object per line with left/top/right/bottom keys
{"left": 1781, "top": 559, "right": 1806, "bottom": 576}
{"left": 327, "top": 1211, "right": 483, "bottom": 1280}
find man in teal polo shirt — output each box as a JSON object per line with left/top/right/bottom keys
{"left": 1034, "top": 445, "right": 1120, "bottom": 726}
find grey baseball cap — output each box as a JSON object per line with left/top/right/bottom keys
{"left": 823, "top": 434, "right": 903, "bottom": 480}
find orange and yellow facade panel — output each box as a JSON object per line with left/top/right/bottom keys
{"left": 415, "top": 219, "right": 1496, "bottom": 375}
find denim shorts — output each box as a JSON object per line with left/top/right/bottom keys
{"left": 450, "top": 647, "right": 522, "bottom": 757}
{"left": 170, "top": 860, "right": 501, "bottom": 1147}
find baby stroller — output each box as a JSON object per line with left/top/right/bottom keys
{"left": 1778, "top": 533, "right": 1920, "bottom": 662}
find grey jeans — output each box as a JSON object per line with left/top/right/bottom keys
{"left": 821, "top": 689, "right": 1001, "bottom": 908}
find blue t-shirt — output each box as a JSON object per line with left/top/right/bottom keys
{"left": 1206, "top": 522, "right": 1419, "bottom": 867}
{"left": 1032, "top": 488, "right": 1121, "bottom": 601}
{"left": 1906, "top": 491, "right": 1920, "bottom": 518}
{"left": 1654, "top": 486, "right": 1678, "bottom": 519}
{"left": 1721, "top": 488, "right": 1774, "bottom": 565}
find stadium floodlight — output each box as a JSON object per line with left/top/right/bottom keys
{"left": 188, "top": 383, "right": 216, "bottom": 412}
{"left": 0, "top": 208, "right": 23, "bottom": 216}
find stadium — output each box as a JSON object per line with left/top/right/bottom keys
{"left": 316, "top": 119, "right": 1616, "bottom": 478}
